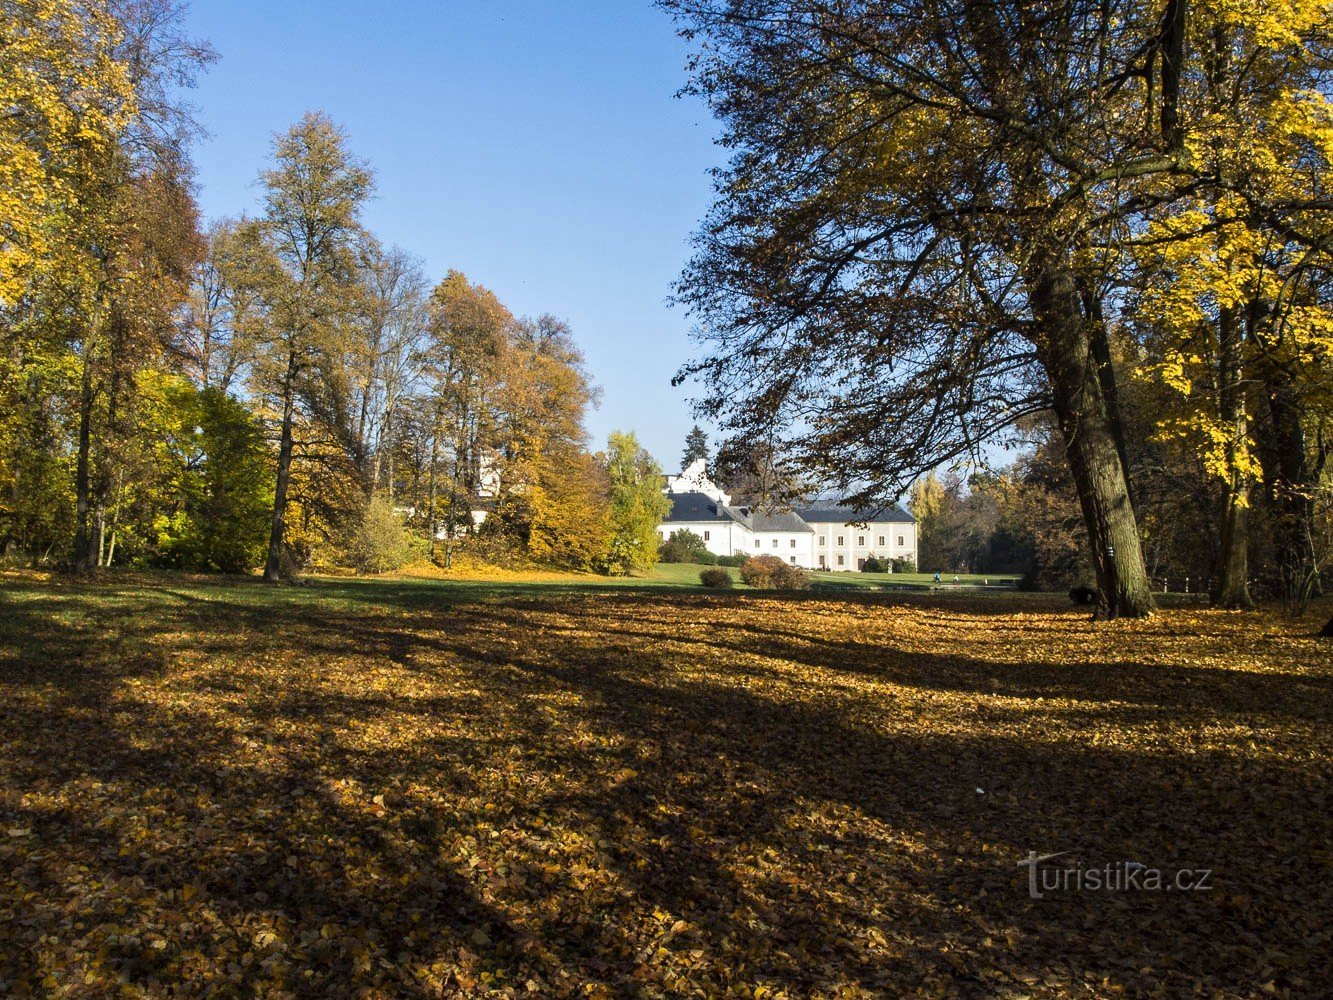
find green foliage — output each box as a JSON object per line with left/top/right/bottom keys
{"left": 346, "top": 494, "right": 422, "bottom": 574}
{"left": 740, "top": 554, "right": 809, "bottom": 590}
{"left": 152, "top": 383, "right": 271, "bottom": 573}
{"left": 717, "top": 553, "right": 748, "bottom": 567}
{"left": 861, "top": 556, "right": 887, "bottom": 573}
{"left": 682, "top": 424, "right": 709, "bottom": 469}
{"left": 890, "top": 556, "right": 916, "bottom": 574}
{"left": 602, "top": 431, "right": 672, "bottom": 575}
{"left": 699, "top": 567, "right": 732, "bottom": 588}
{"left": 658, "top": 528, "right": 710, "bottom": 564}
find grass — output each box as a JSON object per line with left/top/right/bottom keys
{"left": 623, "top": 562, "right": 1021, "bottom": 592}
{"left": 0, "top": 570, "right": 1329, "bottom": 997}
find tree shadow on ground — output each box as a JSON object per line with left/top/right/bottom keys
{"left": 0, "top": 581, "right": 1329, "bottom": 996}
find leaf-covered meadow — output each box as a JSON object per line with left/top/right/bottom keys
{"left": 1, "top": 574, "right": 1329, "bottom": 997}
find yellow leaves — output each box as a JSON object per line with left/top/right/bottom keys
{"left": 0, "top": 574, "right": 1329, "bottom": 994}
{"left": 1194, "top": 0, "right": 1333, "bottom": 49}
{"left": 0, "top": 0, "right": 135, "bottom": 306}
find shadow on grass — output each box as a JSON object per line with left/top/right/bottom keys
{"left": 0, "top": 578, "right": 1329, "bottom": 995}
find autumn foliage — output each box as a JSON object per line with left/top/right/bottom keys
{"left": 740, "top": 554, "right": 809, "bottom": 590}
{"left": 2, "top": 574, "right": 1327, "bottom": 996}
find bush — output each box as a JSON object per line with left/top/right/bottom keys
{"left": 717, "top": 553, "right": 747, "bottom": 567}
{"left": 695, "top": 550, "right": 719, "bottom": 565}
{"left": 740, "top": 554, "right": 809, "bottom": 590}
{"left": 861, "top": 556, "right": 887, "bottom": 573}
{"left": 699, "top": 567, "right": 733, "bottom": 588}
{"left": 891, "top": 556, "right": 916, "bottom": 574}
{"left": 658, "top": 528, "right": 710, "bottom": 563}
{"left": 347, "top": 495, "right": 422, "bottom": 574}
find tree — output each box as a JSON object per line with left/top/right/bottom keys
{"left": 418, "top": 270, "right": 510, "bottom": 564}
{"left": 0, "top": 0, "right": 133, "bottom": 307}
{"left": 603, "top": 431, "right": 672, "bottom": 574}
{"left": 347, "top": 241, "right": 427, "bottom": 494}
{"left": 662, "top": 0, "right": 1280, "bottom": 617}
{"left": 493, "top": 315, "right": 603, "bottom": 567}
{"left": 242, "top": 113, "right": 372, "bottom": 582}
{"left": 150, "top": 380, "right": 271, "bottom": 572}
{"left": 712, "top": 438, "right": 804, "bottom": 510}
{"left": 682, "top": 424, "right": 709, "bottom": 470}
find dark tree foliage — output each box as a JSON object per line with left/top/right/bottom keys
{"left": 682, "top": 424, "right": 710, "bottom": 469}
{"left": 659, "top": 0, "right": 1207, "bottom": 616}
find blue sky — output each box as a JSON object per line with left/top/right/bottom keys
{"left": 182, "top": 0, "right": 719, "bottom": 470}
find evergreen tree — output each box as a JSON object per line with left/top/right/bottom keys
{"left": 682, "top": 424, "right": 709, "bottom": 470}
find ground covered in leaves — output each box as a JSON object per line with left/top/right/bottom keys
{"left": 0, "top": 574, "right": 1329, "bottom": 998}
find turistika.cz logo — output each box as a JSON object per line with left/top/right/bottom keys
{"left": 1018, "top": 851, "right": 1214, "bottom": 899}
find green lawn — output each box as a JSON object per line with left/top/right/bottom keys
{"left": 642, "top": 562, "right": 1020, "bottom": 592}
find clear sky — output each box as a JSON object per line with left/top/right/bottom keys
{"left": 181, "top": 0, "right": 719, "bottom": 471}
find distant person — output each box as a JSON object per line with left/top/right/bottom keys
{"left": 952, "top": 574, "right": 959, "bottom": 585}
{"left": 933, "top": 571, "right": 941, "bottom": 584}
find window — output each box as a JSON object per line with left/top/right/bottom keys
{"left": 837, "top": 535, "right": 845, "bottom": 546}
{"left": 790, "top": 556, "right": 797, "bottom": 565}
{"left": 754, "top": 539, "right": 761, "bottom": 549}
{"left": 898, "top": 535, "right": 905, "bottom": 547}
{"left": 772, "top": 538, "right": 779, "bottom": 548}
{"left": 857, "top": 536, "right": 865, "bottom": 547}
{"left": 837, "top": 555, "right": 845, "bottom": 566}
{"left": 878, "top": 536, "right": 885, "bottom": 546}
{"left": 704, "top": 530, "right": 710, "bottom": 542}
{"left": 790, "top": 539, "right": 796, "bottom": 548}
{"left": 819, "top": 555, "right": 826, "bottom": 568}
{"left": 818, "top": 536, "right": 826, "bottom": 546}
{"left": 858, "top": 558, "right": 866, "bottom": 570}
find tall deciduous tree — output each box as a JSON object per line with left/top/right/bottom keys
{"left": 0, "top": 0, "right": 133, "bottom": 307}
{"left": 419, "top": 270, "right": 509, "bottom": 564}
{"left": 659, "top": 0, "right": 1198, "bottom": 616}
{"left": 244, "top": 113, "right": 372, "bottom": 582}
{"left": 604, "top": 431, "right": 672, "bottom": 574}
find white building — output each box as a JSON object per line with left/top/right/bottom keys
{"left": 658, "top": 460, "right": 917, "bottom": 571}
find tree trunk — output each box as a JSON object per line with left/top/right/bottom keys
{"left": 1257, "top": 366, "right": 1316, "bottom": 605}
{"left": 1027, "top": 260, "right": 1156, "bottom": 619}
{"left": 1214, "top": 304, "right": 1254, "bottom": 608}
{"left": 263, "top": 353, "right": 299, "bottom": 583}
{"left": 1320, "top": 614, "right": 1333, "bottom": 637}
{"left": 72, "top": 353, "right": 96, "bottom": 572}
{"left": 425, "top": 421, "right": 439, "bottom": 561}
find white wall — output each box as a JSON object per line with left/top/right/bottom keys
{"left": 740, "top": 530, "right": 816, "bottom": 569}
{"left": 811, "top": 521, "right": 917, "bottom": 571}
{"left": 659, "top": 520, "right": 750, "bottom": 558}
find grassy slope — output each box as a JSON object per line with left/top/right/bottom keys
{"left": 0, "top": 571, "right": 1329, "bottom": 997}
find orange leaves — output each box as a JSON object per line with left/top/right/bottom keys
{"left": 0, "top": 576, "right": 1330, "bottom": 995}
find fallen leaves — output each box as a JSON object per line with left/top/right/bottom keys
{"left": 0, "top": 576, "right": 1329, "bottom": 997}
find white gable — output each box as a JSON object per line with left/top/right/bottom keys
{"left": 665, "top": 458, "right": 731, "bottom": 504}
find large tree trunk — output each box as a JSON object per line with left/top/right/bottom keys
{"left": 1028, "top": 261, "right": 1156, "bottom": 619}
{"left": 263, "top": 353, "right": 299, "bottom": 583}
{"left": 1214, "top": 304, "right": 1254, "bottom": 608}
{"left": 1256, "top": 366, "right": 1317, "bottom": 606}
{"left": 1321, "top": 615, "right": 1333, "bottom": 637}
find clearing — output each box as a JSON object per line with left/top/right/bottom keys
{"left": 0, "top": 572, "right": 1328, "bottom": 997}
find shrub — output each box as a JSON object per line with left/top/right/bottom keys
{"left": 717, "top": 553, "right": 747, "bottom": 567}
{"left": 740, "top": 554, "right": 809, "bottom": 590}
{"left": 891, "top": 556, "right": 917, "bottom": 574}
{"left": 861, "top": 556, "right": 887, "bottom": 573}
{"left": 658, "top": 528, "right": 709, "bottom": 563}
{"left": 347, "top": 495, "right": 422, "bottom": 574}
{"left": 699, "top": 567, "right": 733, "bottom": 588}
{"left": 695, "top": 550, "right": 719, "bottom": 565}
